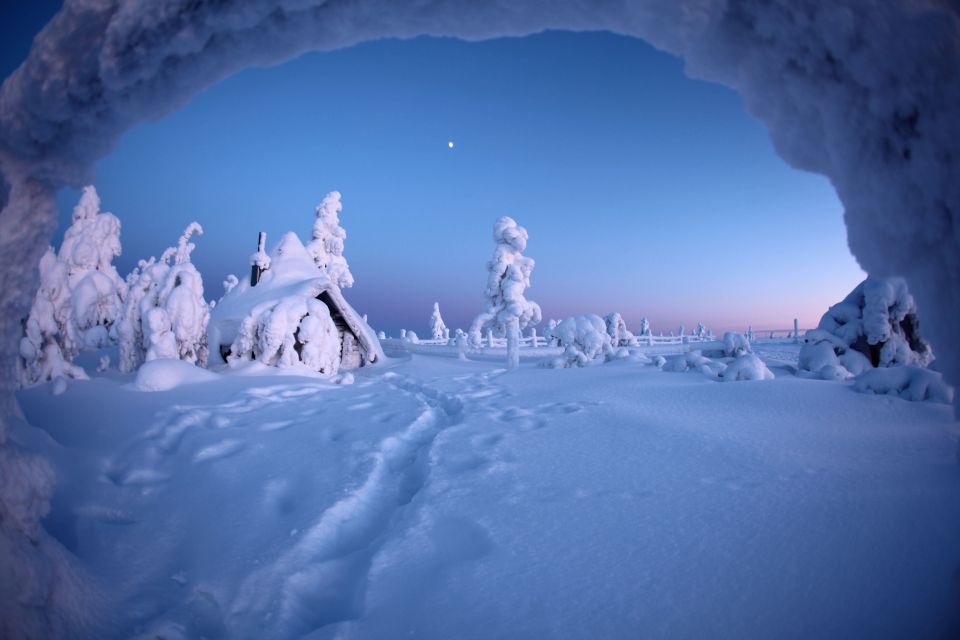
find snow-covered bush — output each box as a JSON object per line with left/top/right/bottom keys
{"left": 403, "top": 330, "right": 420, "bottom": 344}
{"left": 853, "top": 366, "right": 952, "bottom": 404}
{"left": 430, "top": 302, "right": 447, "bottom": 340}
{"left": 306, "top": 191, "right": 353, "bottom": 289}
{"left": 468, "top": 217, "right": 542, "bottom": 368}
{"left": 18, "top": 187, "right": 126, "bottom": 386}
{"left": 799, "top": 276, "right": 933, "bottom": 380}
{"left": 541, "top": 315, "right": 612, "bottom": 368}
{"left": 116, "top": 223, "right": 209, "bottom": 372}
{"left": 604, "top": 312, "right": 634, "bottom": 347}
{"left": 719, "top": 353, "right": 775, "bottom": 382}
{"left": 722, "top": 332, "right": 752, "bottom": 357}
{"left": 661, "top": 350, "right": 722, "bottom": 375}
{"left": 228, "top": 296, "right": 340, "bottom": 374}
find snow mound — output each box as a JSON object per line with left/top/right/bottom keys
{"left": 853, "top": 366, "right": 953, "bottom": 404}
{"left": 719, "top": 353, "right": 775, "bottom": 382}
{"left": 133, "top": 358, "right": 218, "bottom": 392}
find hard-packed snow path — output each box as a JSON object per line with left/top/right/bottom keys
{"left": 13, "top": 353, "right": 960, "bottom": 639}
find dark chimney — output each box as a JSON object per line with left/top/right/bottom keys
{"left": 250, "top": 231, "right": 266, "bottom": 287}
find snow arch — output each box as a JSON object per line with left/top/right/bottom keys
{"left": 0, "top": 0, "right": 957, "bottom": 633}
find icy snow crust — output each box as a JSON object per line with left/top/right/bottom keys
{"left": 13, "top": 351, "right": 960, "bottom": 639}
{"left": 1, "top": 1, "right": 960, "bottom": 635}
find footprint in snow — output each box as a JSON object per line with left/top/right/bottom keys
{"left": 194, "top": 439, "right": 245, "bottom": 463}
{"left": 258, "top": 420, "right": 294, "bottom": 432}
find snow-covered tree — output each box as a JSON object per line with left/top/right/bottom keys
{"left": 695, "top": 322, "right": 706, "bottom": 339}
{"left": 604, "top": 312, "right": 634, "bottom": 347}
{"left": 307, "top": 191, "right": 354, "bottom": 288}
{"left": 468, "top": 216, "right": 542, "bottom": 369}
{"left": 18, "top": 249, "right": 88, "bottom": 386}
{"left": 430, "top": 302, "right": 447, "bottom": 340}
{"left": 116, "top": 223, "right": 209, "bottom": 371}
{"left": 18, "top": 186, "right": 125, "bottom": 386}
{"left": 639, "top": 318, "right": 651, "bottom": 337}
{"left": 223, "top": 274, "right": 239, "bottom": 295}
{"left": 799, "top": 276, "right": 933, "bottom": 380}
{"left": 746, "top": 326, "right": 755, "bottom": 342}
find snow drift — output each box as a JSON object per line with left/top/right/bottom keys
{"left": 1, "top": 0, "right": 960, "bottom": 634}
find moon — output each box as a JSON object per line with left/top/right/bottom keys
{"left": 447, "top": 141, "right": 455, "bottom": 149}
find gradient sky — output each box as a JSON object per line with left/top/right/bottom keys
{"left": 3, "top": 3, "right": 865, "bottom": 336}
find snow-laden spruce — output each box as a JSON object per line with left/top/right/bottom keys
{"left": 468, "top": 217, "right": 542, "bottom": 368}
{"left": 18, "top": 187, "right": 124, "bottom": 386}
{"left": 604, "top": 312, "right": 634, "bottom": 347}
{"left": 307, "top": 191, "right": 353, "bottom": 289}
{"left": 799, "top": 276, "right": 933, "bottom": 381}
{"left": 116, "top": 223, "right": 209, "bottom": 372}
{"left": 430, "top": 302, "right": 448, "bottom": 341}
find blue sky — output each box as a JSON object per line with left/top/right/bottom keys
{"left": 4, "top": 3, "right": 864, "bottom": 335}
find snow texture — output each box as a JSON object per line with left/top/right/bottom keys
{"left": 469, "top": 217, "right": 541, "bottom": 368}
{"left": 1, "top": 0, "right": 960, "bottom": 633}
{"left": 133, "top": 358, "right": 219, "bottom": 392}
{"left": 306, "top": 191, "right": 353, "bottom": 289}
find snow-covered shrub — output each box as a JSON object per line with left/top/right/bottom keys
{"left": 307, "top": 191, "right": 353, "bottom": 289}
{"left": 377, "top": 330, "right": 386, "bottom": 340}
{"left": 403, "top": 330, "right": 420, "bottom": 344}
{"left": 719, "top": 353, "right": 775, "bottom": 382}
{"left": 18, "top": 187, "right": 126, "bottom": 386}
{"left": 430, "top": 302, "right": 447, "bottom": 340}
{"left": 799, "top": 276, "right": 933, "bottom": 380}
{"left": 542, "top": 315, "right": 612, "bottom": 368}
{"left": 661, "top": 350, "right": 721, "bottom": 375}
{"left": 469, "top": 216, "right": 542, "bottom": 369}
{"left": 853, "top": 366, "right": 952, "bottom": 404}
{"left": 116, "top": 223, "right": 209, "bottom": 371}
{"left": 228, "top": 296, "right": 340, "bottom": 375}
{"left": 722, "top": 332, "right": 752, "bottom": 357}
{"left": 604, "top": 312, "right": 634, "bottom": 347}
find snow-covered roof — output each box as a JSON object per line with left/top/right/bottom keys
{"left": 208, "top": 232, "right": 384, "bottom": 365}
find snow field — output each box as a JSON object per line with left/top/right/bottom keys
{"left": 14, "top": 349, "right": 960, "bottom": 639}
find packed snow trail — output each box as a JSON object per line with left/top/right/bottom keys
{"left": 227, "top": 372, "right": 463, "bottom": 637}
{"left": 13, "top": 351, "right": 960, "bottom": 639}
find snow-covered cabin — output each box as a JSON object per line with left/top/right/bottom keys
{"left": 208, "top": 232, "right": 383, "bottom": 374}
